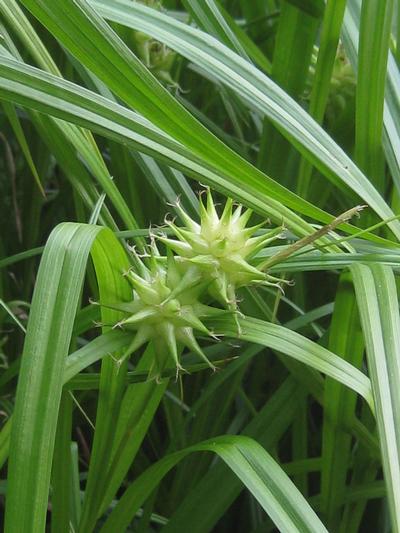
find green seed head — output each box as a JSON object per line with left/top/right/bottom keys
{"left": 101, "top": 244, "right": 222, "bottom": 377}
{"left": 132, "top": 2, "right": 178, "bottom": 90}
{"left": 305, "top": 44, "right": 355, "bottom": 127}
{"left": 99, "top": 190, "right": 290, "bottom": 377}
{"left": 160, "top": 189, "right": 284, "bottom": 308}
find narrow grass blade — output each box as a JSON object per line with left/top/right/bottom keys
{"left": 355, "top": 0, "right": 393, "bottom": 192}
{"left": 2, "top": 102, "right": 44, "bottom": 196}
{"left": 258, "top": 2, "right": 318, "bottom": 180}
{"left": 51, "top": 392, "right": 73, "bottom": 533}
{"left": 351, "top": 263, "right": 400, "bottom": 532}
{"left": 0, "top": 417, "right": 11, "bottom": 469}
{"left": 343, "top": 0, "right": 400, "bottom": 199}
{"left": 0, "top": 53, "right": 336, "bottom": 238}
{"left": 0, "top": 1, "right": 139, "bottom": 231}
{"left": 70, "top": 442, "right": 82, "bottom": 529}
{"left": 297, "top": 0, "right": 347, "bottom": 197}
{"left": 210, "top": 315, "right": 374, "bottom": 412}
{"left": 0, "top": 52, "right": 384, "bottom": 244}
{"left": 97, "top": 345, "right": 168, "bottom": 518}
{"left": 63, "top": 330, "right": 132, "bottom": 384}
{"left": 320, "top": 273, "right": 365, "bottom": 529}
{"left": 182, "top": 0, "right": 249, "bottom": 59}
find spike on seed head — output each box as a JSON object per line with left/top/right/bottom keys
{"left": 220, "top": 197, "right": 233, "bottom": 226}
{"left": 237, "top": 208, "right": 253, "bottom": 228}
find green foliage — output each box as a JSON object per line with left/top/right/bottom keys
{"left": 1, "top": 1, "right": 400, "bottom": 532}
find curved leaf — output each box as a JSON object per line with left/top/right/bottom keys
{"left": 101, "top": 435, "right": 328, "bottom": 533}
{"left": 351, "top": 263, "right": 400, "bottom": 532}
{"left": 4, "top": 223, "right": 131, "bottom": 533}
{"left": 210, "top": 315, "right": 374, "bottom": 412}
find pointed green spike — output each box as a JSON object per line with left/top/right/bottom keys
{"left": 117, "top": 326, "right": 151, "bottom": 366}
{"left": 125, "top": 271, "right": 162, "bottom": 304}
{"left": 119, "top": 307, "right": 159, "bottom": 327}
{"left": 231, "top": 204, "right": 243, "bottom": 223}
{"left": 223, "top": 255, "right": 265, "bottom": 279}
{"left": 198, "top": 192, "right": 209, "bottom": 226}
{"left": 251, "top": 225, "right": 283, "bottom": 243}
{"left": 252, "top": 225, "right": 282, "bottom": 241}
{"left": 124, "top": 272, "right": 144, "bottom": 291}
{"left": 242, "top": 237, "right": 271, "bottom": 258}
{"left": 158, "top": 236, "right": 193, "bottom": 257}
{"left": 176, "top": 306, "right": 211, "bottom": 334}
{"left": 149, "top": 236, "right": 161, "bottom": 256}
{"left": 152, "top": 275, "right": 171, "bottom": 301}
{"left": 166, "top": 248, "right": 181, "bottom": 289}
{"left": 175, "top": 201, "right": 200, "bottom": 233}
{"left": 192, "top": 302, "right": 231, "bottom": 318}
{"left": 220, "top": 198, "right": 233, "bottom": 226}
{"left": 241, "top": 221, "right": 267, "bottom": 240}
{"left": 95, "top": 300, "right": 142, "bottom": 315}
{"left": 174, "top": 227, "right": 209, "bottom": 253}
{"left": 165, "top": 221, "right": 192, "bottom": 244}
{"left": 166, "top": 222, "right": 209, "bottom": 254}
{"left": 206, "top": 188, "right": 219, "bottom": 223}
{"left": 133, "top": 284, "right": 162, "bottom": 305}
{"left": 147, "top": 243, "right": 160, "bottom": 272}
{"left": 128, "top": 250, "right": 149, "bottom": 279}
{"left": 147, "top": 339, "right": 167, "bottom": 382}
{"left": 243, "top": 227, "right": 284, "bottom": 257}
{"left": 125, "top": 269, "right": 149, "bottom": 287}
{"left": 237, "top": 208, "right": 253, "bottom": 228}
{"left": 177, "top": 327, "right": 217, "bottom": 371}
{"left": 185, "top": 254, "right": 219, "bottom": 269}
{"left": 177, "top": 278, "right": 215, "bottom": 304}
{"left": 140, "top": 261, "right": 154, "bottom": 283}
{"left": 158, "top": 321, "right": 183, "bottom": 372}
{"left": 209, "top": 271, "right": 230, "bottom": 306}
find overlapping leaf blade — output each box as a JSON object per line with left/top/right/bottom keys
{"left": 4, "top": 223, "right": 131, "bottom": 533}
{"left": 102, "top": 435, "right": 328, "bottom": 533}
{"left": 88, "top": 0, "right": 400, "bottom": 238}
{"left": 351, "top": 263, "right": 400, "bottom": 532}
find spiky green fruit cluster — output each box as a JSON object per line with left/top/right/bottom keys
{"left": 159, "top": 189, "right": 285, "bottom": 311}
{"left": 99, "top": 190, "right": 286, "bottom": 378}
{"left": 101, "top": 241, "right": 225, "bottom": 378}
{"left": 325, "top": 45, "right": 355, "bottom": 127}
{"left": 306, "top": 44, "right": 355, "bottom": 127}
{"left": 132, "top": 2, "right": 178, "bottom": 89}
{"left": 133, "top": 32, "right": 177, "bottom": 87}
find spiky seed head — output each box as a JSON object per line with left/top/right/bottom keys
{"left": 99, "top": 242, "right": 222, "bottom": 378}
{"left": 161, "top": 188, "right": 285, "bottom": 309}
{"left": 96, "top": 190, "right": 291, "bottom": 378}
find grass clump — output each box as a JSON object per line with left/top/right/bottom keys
{"left": 1, "top": 1, "right": 400, "bottom": 532}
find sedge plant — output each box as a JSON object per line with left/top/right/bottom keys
{"left": 1, "top": 1, "right": 400, "bottom": 533}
